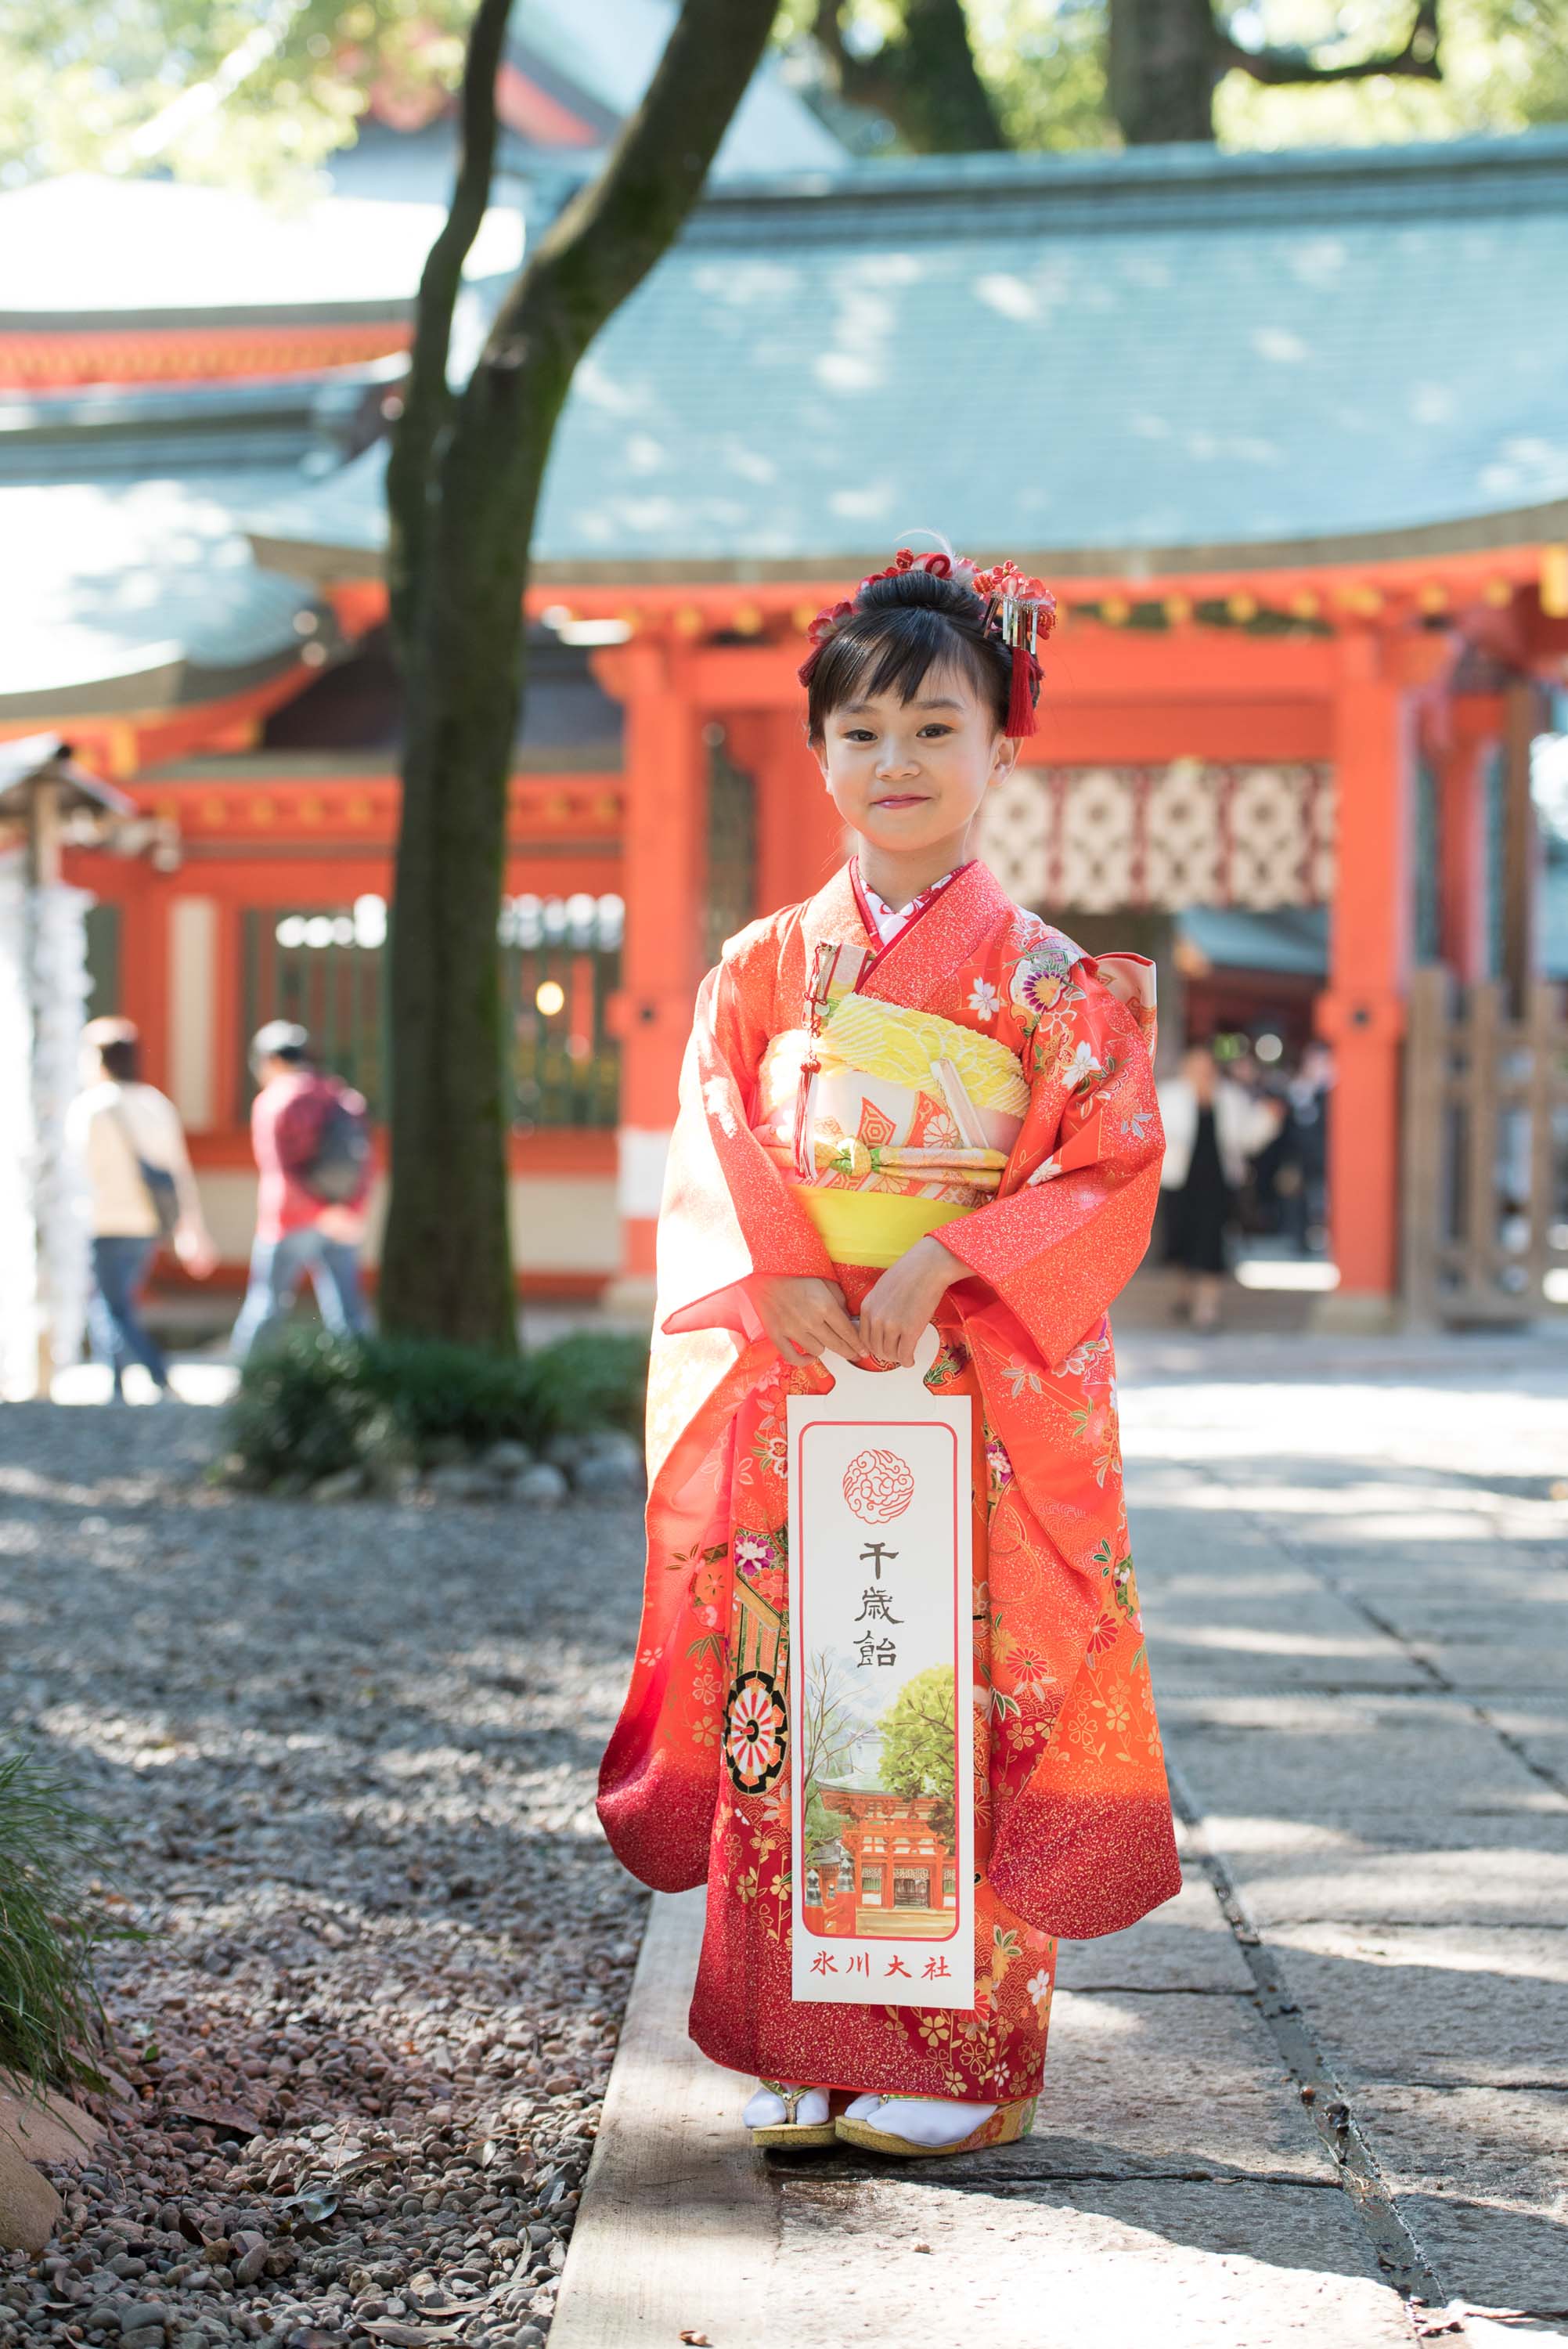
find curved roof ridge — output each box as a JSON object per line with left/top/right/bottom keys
{"left": 690, "top": 123, "right": 1568, "bottom": 223}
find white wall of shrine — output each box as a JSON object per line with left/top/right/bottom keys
{"left": 978, "top": 760, "right": 1336, "bottom": 913}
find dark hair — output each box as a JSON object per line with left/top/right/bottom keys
{"left": 805, "top": 568, "right": 1013, "bottom": 743}
{"left": 251, "top": 1019, "right": 311, "bottom": 1077}
{"left": 99, "top": 1037, "right": 139, "bottom": 1082}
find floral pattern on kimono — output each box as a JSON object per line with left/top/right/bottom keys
{"left": 599, "top": 860, "right": 1179, "bottom": 2096}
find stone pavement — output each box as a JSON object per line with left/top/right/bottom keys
{"left": 553, "top": 1327, "right": 1568, "bottom": 2349}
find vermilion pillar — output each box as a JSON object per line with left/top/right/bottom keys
{"left": 1436, "top": 738, "right": 1491, "bottom": 982}
{"left": 1434, "top": 695, "right": 1504, "bottom": 983}
{"left": 752, "top": 707, "right": 846, "bottom": 914}
{"left": 595, "top": 636, "right": 706, "bottom": 1307}
{"left": 1317, "top": 628, "right": 1412, "bottom": 1320}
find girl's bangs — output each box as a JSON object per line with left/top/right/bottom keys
{"left": 809, "top": 610, "right": 1000, "bottom": 732}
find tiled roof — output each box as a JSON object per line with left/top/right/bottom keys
{"left": 0, "top": 470, "right": 328, "bottom": 716}
{"left": 0, "top": 175, "right": 522, "bottom": 324}
{"left": 244, "top": 128, "right": 1568, "bottom": 580}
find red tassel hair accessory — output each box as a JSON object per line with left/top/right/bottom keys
{"left": 972, "top": 560, "right": 1057, "bottom": 739}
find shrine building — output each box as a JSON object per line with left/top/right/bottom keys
{"left": 805, "top": 1785, "right": 957, "bottom": 1937}
{"left": 9, "top": 117, "right": 1568, "bottom": 1324}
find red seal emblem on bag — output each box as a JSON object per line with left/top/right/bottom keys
{"left": 842, "top": 1447, "right": 914, "bottom": 1525}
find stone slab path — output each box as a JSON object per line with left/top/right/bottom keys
{"left": 553, "top": 1330, "right": 1568, "bottom": 2349}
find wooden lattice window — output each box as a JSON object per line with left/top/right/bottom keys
{"left": 239, "top": 892, "right": 623, "bottom": 1131}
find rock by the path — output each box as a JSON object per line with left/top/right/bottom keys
{"left": 0, "top": 2134, "right": 61, "bottom": 2253}
{"left": 0, "top": 2075, "right": 104, "bottom": 2167}
{"left": 567, "top": 1451, "right": 641, "bottom": 1501}
{"left": 514, "top": 1462, "right": 568, "bottom": 1507}
{"left": 117, "top": 2300, "right": 171, "bottom": 2335}
{"left": 479, "top": 1441, "right": 534, "bottom": 1477}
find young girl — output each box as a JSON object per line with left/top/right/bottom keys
{"left": 599, "top": 547, "right": 1180, "bottom": 2159}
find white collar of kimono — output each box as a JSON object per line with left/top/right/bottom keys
{"left": 860, "top": 867, "right": 961, "bottom": 945}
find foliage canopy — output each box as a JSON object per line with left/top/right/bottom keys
{"left": 877, "top": 1664, "right": 957, "bottom": 1847}
{"left": 5, "top": 0, "right": 1566, "bottom": 198}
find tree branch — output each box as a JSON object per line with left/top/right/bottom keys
{"left": 479, "top": 0, "right": 778, "bottom": 389}
{"left": 809, "top": 0, "right": 1006, "bottom": 154}
{"left": 385, "top": 0, "right": 511, "bottom": 650}
{"left": 1219, "top": 0, "right": 1440, "bottom": 86}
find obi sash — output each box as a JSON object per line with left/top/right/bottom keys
{"left": 755, "top": 964, "right": 1029, "bottom": 1272}
{"left": 793, "top": 1184, "right": 974, "bottom": 1269}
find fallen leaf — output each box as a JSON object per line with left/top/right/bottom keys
{"left": 277, "top": 2188, "right": 340, "bottom": 2226}
{"left": 679, "top": 2333, "right": 712, "bottom": 2346}
{"left": 171, "top": 2098, "right": 262, "bottom": 2139}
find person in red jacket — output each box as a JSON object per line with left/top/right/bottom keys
{"left": 230, "top": 1020, "right": 373, "bottom": 1360}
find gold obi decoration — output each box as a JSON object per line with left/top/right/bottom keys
{"left": 818, "top": 994, "right": 1029, "bottom": 1124}
{"left": 756, "top": 982, "right": 1029, "bottom": 1266}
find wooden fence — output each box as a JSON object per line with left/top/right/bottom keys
{"left": 1403, "top": 967, "right": 1568, "bottom": 1323}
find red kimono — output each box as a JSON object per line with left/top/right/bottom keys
{"left": 600, "top": 859, "right": 1181, "bottom": 2102}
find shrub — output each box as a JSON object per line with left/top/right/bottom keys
{"left": 0, "top": 1748, "right": 125, "bottom": 2092}
{"left": 224, "top": 1331, "right": 400, "bottom": 1488}
{"left": 223, "top": 1325, "right": 649, "bottom": 1487}
{"left": 527, "top": 1329, "right": 648, "bottom": 1440}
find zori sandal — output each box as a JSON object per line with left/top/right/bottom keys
{"left": 834, "top": 2094, "right": 1037, "bottom": 2158}
{"left": 745, "top": 2080, "right": 838, "bottom": 2149}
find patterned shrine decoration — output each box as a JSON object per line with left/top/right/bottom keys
{"left": 723, "top": 1669, "right": 788, "bottom": 1795}
{"left": 978, "top": 760, "right": 1336, "bottom": 912}
{"left": 842, "top": 1446, "right": 916, "bottom": 1525}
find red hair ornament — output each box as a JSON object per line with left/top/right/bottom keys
{"left": 796, "top": 547, "right": 1057, "bottom": 735}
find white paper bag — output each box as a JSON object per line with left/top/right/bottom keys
{"left": 788, "top": 1330, "right": 974, "bottom": 2010}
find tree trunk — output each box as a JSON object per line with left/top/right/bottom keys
{"left": 379, "top": 0, "right": 780, "bottom": 1351}
{"left": 1108, "top": 0, "right": 1219, "bottom": 144}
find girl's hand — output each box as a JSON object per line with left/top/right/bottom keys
{"left": 856, "top": 1237, "right": 963, "bottom": 1367}
{"left": 752, "top": 1274, "right": 863, "bottom": 1362}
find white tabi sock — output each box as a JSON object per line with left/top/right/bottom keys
{"left": 854, "top": 2096, "right": 998, "bottom": 2149}
{"left": 743, "top": 2081, "right": 830, "bottom": 2129}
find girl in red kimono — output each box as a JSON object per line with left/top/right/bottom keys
{"left": 600, "top": 546, "right": 1181, "bottom": 2158}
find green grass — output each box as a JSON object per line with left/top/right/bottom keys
{"left": 0, "top": 1749, "right": 128, "bottom": 2093}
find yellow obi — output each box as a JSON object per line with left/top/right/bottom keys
{"left": 755, "top": 983, "right": 1028, "bottom": 1269}
{"left": 792, "top": 1185, "right": 974, "bottom": 1271}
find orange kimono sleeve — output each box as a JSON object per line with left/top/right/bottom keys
{"left": 598, "top": 926, "right": 831, "bottom": 1896}
{"left": 939, "top": 956, "right": 1164, "bottom": 1370}
{"left": 657, "top": 936, "right": 834, "bottom": 1341}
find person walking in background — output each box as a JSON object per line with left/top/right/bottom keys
{"left": 230, "top": 1020, "right": 373, "bottom": 1360}
{"left": 67, "top": 1016, "right": 218, "bottom": 1401}
{"left": 1285, "top": 1041, "right": 1334, "bottom": 1254}
{"left": 1157, "top": 1041, "right": 1281, "bottom": 1330}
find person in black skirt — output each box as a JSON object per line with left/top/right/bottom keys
{"left": 1157, "top": 1043, "right": 1281, "bottom": 1330}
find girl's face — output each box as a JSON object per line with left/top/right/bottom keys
{"left": 813, "top": 662, "right": 1018, "bottom": 857}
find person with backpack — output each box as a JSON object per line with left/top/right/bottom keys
{"left": 68, "top": 1016, "right": 218, "bottom": 1401}
{"left": 230, "top": 1020, "right": 373, "bottom": 1360}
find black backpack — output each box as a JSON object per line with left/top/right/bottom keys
{"left": 300, "top": 1092, "right": 371, "bottom": 1204}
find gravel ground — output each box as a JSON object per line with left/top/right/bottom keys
{"left": 0, "top": 1402, "right": 650, "bottom": 2349}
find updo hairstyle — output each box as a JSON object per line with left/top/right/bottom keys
{"left": 804, "top": 567, "right": 1013, "bottom": 745}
